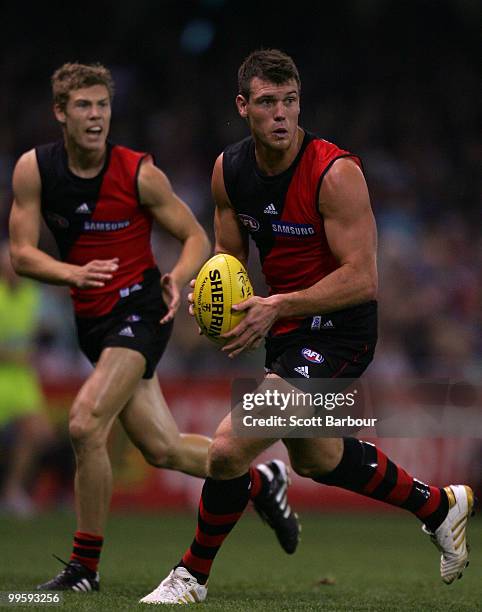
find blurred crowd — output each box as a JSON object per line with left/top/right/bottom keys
{"left": 0, "top": 0, "right": 480, "bottom": 510}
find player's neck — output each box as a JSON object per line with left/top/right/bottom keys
{"left": 63, "top": 136, "right": 107, "bottom": 179}
{"left": 254, "top": 127, "right": 304, "bottom": 176}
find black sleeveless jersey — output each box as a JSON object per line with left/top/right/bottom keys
{"left": 36, "top": 140, "right": 156, "bottom": 317}
{"left": 222, "top": 130, "right": 374, "bottom": 335}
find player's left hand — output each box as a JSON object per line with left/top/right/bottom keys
{"left": 187, "top": 278, "right": 203, "bottom": 335}
{"left": 187, "top": 278, "right": 196, "bottom": 317}
{"left": 221, "top": 295, "right": 280, "bottom": 358}
{"left": 160, "top": 273, "right": 181, "bottom": 324}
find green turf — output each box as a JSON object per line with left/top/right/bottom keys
{"left": 0, "top": 511, "right": 481, "bottom": 611}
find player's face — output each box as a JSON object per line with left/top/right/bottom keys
{"left": 54, "top": 85, "right": 111, "bottom": 152}
{"left": 236, "top": 78, "right": 300, "bottom": 152}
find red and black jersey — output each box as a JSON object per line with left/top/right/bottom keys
{"left": 36, "top": 141, "right": 156, "bottom": 318}
{"left": 223, "top": 130, "right": 366, "bottom": 335}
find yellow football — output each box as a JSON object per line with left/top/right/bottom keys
{"left": 193, "top": 253, "right": 254, "bottom": 345}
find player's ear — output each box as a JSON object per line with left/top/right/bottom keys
{"left": 53, "top": 104, "right": 66, "bottom": 124}
{"left": 236, "top": 95, "right": 248, "bottom": 119}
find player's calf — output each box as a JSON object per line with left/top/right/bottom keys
{"left": 138, "top": 439, "right": 179, "bottom": 469}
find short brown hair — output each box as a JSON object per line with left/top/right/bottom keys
{"left": 238, "top": 49, "right": 301, "bottom": 100}
{"left": 51, "top": 62, "right": 115, "bottom": 110}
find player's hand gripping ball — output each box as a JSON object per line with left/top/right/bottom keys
{"left": 193, "top": 253, "right": 254, "bottom": 345}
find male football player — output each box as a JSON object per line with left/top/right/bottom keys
{"left": 9, "top": 61, "right": 298, "bottom": 592}
{"left": 141, "top": 49, "right": 474, "bottom": 604}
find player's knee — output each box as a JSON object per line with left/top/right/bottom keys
{"left": 207, "top": 439, "right": 247, "bottom": 479}
{"left": 69, "top": 398, "right": 106, "bottom": 450}
{"left": 290, "top": 440, "right": 343, "bottom": 478}
{"left": 290, "top": 460, "right": 321, "bottom": 478}
{"left": 291, "top": 456, "right": 339, "bottom": 478}
{"left": 69, "top": 417, "right": 105, "bottom": 450}
{"left": 291, "top": 455, "right": 338, "bottom": 478}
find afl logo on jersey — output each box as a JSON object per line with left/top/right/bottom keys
{"left": 302, "top": 348, "right": 324, "bottom": 364}
{"left": 238, "top": 214, "right": 260, "bottom": 232}
{"left": 46, "top": 212, "right": 70, "bottom": 229}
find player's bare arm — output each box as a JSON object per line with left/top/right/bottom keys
{"left": 138, "top": 159, "right": 211, "bottom": 322}
{"left": 211, "top": 154, "right": 274, "bottom": 357}
{"left": 212, "top": 154, "right": 249, "bottom": 267}
{"left": 274, "top": 157, "right": 378, "bottom": 316}
{"left": 187, "top": 154, "right": 248, "bottom": 319}
{"left": 9, "top": 150, "right": 119, "bottom": 288}
{"left": 223, "top": 158, "right": 378, "bottom": 357}
{"left": 211, "top": 153, "right": 272, "bottom": 357}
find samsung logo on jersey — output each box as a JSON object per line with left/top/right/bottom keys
{"left": 272, "top": 222, "right": 315, "bottom": 236}
{"left": 83, "top": 220, "right": 130, "bottom": 232}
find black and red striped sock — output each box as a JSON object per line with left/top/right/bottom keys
{"left": 70, "top": 531, "right": 103, "bottom": 573}
{"left": 249, "top": 465, "right": 265, "bottom": 499}
{"left": 315, "top": 438, "right": 448, "bottom": 531}
{"left": 177, "top": 472, "right": 252, "bottom": 584}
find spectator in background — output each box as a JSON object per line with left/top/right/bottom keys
{"left": 0, "top": 241, "right": 54, "bottom": 516}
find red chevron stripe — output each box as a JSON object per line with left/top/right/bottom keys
{"left": 181, "top": 550, "right": 212, "bottom": 575}
{"left": 416, "top": 487, "right": 442, "bottom": 519}
{"left": 195, "top": 527, "right": 227, "bottom": 548}
{"left": 385, "top": 467, "right": 413, "bottom": 505}
{"left": 363, "top": 448, "right": 387, "bottom": 495}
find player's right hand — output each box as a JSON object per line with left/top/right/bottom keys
{"left": 71, "top": 258, "right": 119, "bottom": 288}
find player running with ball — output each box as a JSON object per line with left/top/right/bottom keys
{"left": 141, "top": 49, "right": 474, "bottom": 604}
{"left": 9, "top": 61, "right": 298, "bottom": 593}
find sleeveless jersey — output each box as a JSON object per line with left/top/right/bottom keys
{"left": 223, "top": 131, "right": 363, "bottom": 335}
{"left": 36, "top": 141, "right": 156, "bottom": 318}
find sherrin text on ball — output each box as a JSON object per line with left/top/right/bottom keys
{"left": 193, "top": 253, "right": 254, "bottom": 345}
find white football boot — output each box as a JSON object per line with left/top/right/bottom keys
{"left": 422, "top": 484, "right": 475, "bottom": 584}
{"left": 139, "top": 567, "right": 207, "bottom": 604}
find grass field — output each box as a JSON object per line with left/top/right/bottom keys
{"left": 0, "top": 510, "right": 480, "bottom": 611}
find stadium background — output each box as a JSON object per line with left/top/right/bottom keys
{"left": 0, "top": 0, "right": 480, "bottom": 516}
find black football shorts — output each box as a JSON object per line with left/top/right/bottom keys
{"left": 265, "top": 301, "right": 378, "bottom": 385}
{"left": 75, "top": 268, "right": 173, "bottom": 379}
